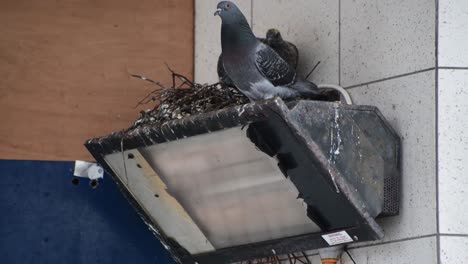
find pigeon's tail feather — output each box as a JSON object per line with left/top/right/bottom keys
{"left": 293, "top": 79, "right": 340, "bottom": 101}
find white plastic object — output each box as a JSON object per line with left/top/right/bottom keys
{"left": 318, "top": 84, "right": 353, "bottom": 105}
{"left": 74, "top": 160, "right": 104, "bottom": 180}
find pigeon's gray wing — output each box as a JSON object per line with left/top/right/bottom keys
{"left": 255, "top": 43, "right": 297, "bottom": 87}
{"left": 218, "top": 53, "right": 235, "bottom": 87}
{"left": 217, "top": 54, "right": 225, "bottom": 80}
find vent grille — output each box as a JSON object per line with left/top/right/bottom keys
{"left": 381, "top": 175, "right": 399, "bottom": 216}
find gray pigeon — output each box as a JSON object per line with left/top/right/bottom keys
{"left": 215, "top": 1, "right": 323, "bottom": 101}
{"left": 217, "top": 29, "right": 299, "bottom": 88}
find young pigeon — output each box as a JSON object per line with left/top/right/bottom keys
{"left": 217, "top": 29, "right": 299, "bottom": 88}
{"left": 265, "top": 29, "right": 299, "bottom": 70}
{"left": 215, "top": 1, "right": 323, "bottom": 101}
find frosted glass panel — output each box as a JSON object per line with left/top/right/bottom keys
{"left": 140, "top": 127, "right": 321, "bottom": 250}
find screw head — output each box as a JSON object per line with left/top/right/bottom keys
{"left": 89, "top": 179, "right": 99, "bottom": 189}
{"left": 71, "top": 178, "right": 80, "bottom": 186}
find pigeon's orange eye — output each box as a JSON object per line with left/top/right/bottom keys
{"left": 226, "top": 3, "right": 230, "bottom": 8}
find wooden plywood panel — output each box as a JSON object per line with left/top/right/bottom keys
{"left": 0, "top": 0, "right": 194, "bottom": 161}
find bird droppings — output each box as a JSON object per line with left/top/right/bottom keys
{"left": 130, "top": 69, "right": 249, "bottom": 130}
{"left": 328, "top": 105, "right": 342, "bottom": 193}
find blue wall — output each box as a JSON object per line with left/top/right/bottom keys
{"left": 0, "top": 160, "right": 174, "bottom": 264}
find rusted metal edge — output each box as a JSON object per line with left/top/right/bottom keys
{"left": 85, "top": 99, "right": 281, "bottom": 156}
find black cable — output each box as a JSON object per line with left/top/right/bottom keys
{"left": 344, "top": 249, "right": 357, "bottom": 264}
{"left": 301, "top": 251, "right": 311, "bottom": 264}
{"left": 305, "top": 61, "right": 321, "bottom": 80}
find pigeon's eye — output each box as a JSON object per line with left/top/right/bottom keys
{"left": 226, "top": 3, "right": 231, "bottom": 9}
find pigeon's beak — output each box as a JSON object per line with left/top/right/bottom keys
{"left": 214, "top": 8, "right": 222, "bottom": 16}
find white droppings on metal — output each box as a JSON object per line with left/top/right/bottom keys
{"left": 160, "top": 127, "right": 167, "bottom": 138}
{"left": 238, "top": 105, "right": 246, "bottom": 116}
{"left": 351, "top": 124, "right": 363, "bottom": 160}
{"left": 162, "top": 242, "right": 170, "bottom": 250}
{"left": 145, "top": 222, "right": 160, "bottom": 235}
{"left": 328, "top": 106, "right": 342, "bottom": 193}
{"left": 357, "top": 133, "right": 362, "bottom": 160}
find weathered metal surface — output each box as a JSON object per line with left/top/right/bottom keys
{"left": 103, "top": 150, "right": 216, "bottom": 254}
{"left": 85, "top": 98, "right": 401, "bottom": 264}
{"left": 283, "top": 101, "right": 400, "bottom": 217}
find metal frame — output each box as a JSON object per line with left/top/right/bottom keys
{"left": 85, "top": 98, "right": 400, "bottom": 264}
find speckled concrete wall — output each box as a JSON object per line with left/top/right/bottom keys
{"left": 437, "top": 0, "right": 468, "bottom": 263}
{"left": 195, "top": 0, "right": 467, "bottom": 263}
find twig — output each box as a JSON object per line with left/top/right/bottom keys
{"left": 301, "top": 252, "right": 311, "bottom": 264}
{"left": 131, "top": 74, "right": 167, "bottom": 108}
{"left": 164, "top": 62, "right": 195, "bottom": 87}
{"left": 345, "top": 249, "right": 357, "bottom": 264}
{"left": 131, "top": 74, "right": 166, "bottom": 88}
{"left": 305, "top": 61, "right": 321, "bottom": 80}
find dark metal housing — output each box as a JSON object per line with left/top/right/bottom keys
{"left": 85, "top": 98, "right": 401, "bottom": 264}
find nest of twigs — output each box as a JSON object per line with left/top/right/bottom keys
{"left": 130, "top": 66, "right": 250, "bottom": 129}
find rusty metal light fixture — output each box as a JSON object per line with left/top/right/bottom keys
{"left": 85, "top": 98, "right": 400, "bottom": 264}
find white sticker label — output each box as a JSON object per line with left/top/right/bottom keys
{"left": 321, "top": 231, "right": 354, "bottom": 245}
